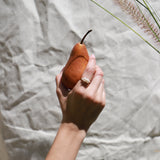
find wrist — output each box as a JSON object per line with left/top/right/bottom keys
{"left": 60, "top": 122, "right": 86, "bottom": 140}
{"left": 46, "top": 122, "right": 86, "bottom": 160}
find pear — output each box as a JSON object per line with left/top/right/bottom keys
{"left": 61, "top": 30, "right": 92, "bottom": 89}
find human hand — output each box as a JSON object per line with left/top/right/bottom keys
{"left": 56, "top": 54, "right": 106, "bottom": 131}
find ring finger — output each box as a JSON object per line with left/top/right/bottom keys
{"left": 76, "top": 54, "right": 96, "bottom": 88}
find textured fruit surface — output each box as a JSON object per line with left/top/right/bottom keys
{"left": 61, "top": 43, "right": 89, "bottom": 89}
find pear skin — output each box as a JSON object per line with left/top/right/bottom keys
{"left": 61, "top": 30, "right": 92, "bottom": 89}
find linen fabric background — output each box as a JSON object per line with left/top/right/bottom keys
{"left": 0, "top": 0, "right": 160, "bottom": 159}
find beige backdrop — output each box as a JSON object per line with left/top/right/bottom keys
{"left": 0, "top": 0, "right": 160, "bottom": 160}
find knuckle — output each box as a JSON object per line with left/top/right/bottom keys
{"left": 85, "top": 92, "right": 95, "bottom": 101}
{"left": 93, "top": 97, "right": 106, "bottom": 107}
{"left": 94, "top": 98, "right": 101, "bottom": 105}
{"left": 73, "top": 86, "right": 83, "bottom": 96}
{"left": 85, "top": 66, "right": 95, "bottom": 74}
{"left": 84, "top": 92, "right": 106, "bottom": 107}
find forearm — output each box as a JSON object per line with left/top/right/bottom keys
{"left": 45, "top": 123, "right": 86, "bottom": 160}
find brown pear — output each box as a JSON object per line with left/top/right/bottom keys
{"left": 61, "top": 30, "right": 92, "bottom": 89}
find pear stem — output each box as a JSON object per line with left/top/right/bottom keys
{"left": 80, "top": 29, "right": 92, "bottom": 44}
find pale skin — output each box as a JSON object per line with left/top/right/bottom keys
{"left": 45, "top": 54, "right": 106, "bottom": 160}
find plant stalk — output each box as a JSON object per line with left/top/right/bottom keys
{"left": 142, "top": 0, "right": 160, "bottom": 29}
{"left": 90, "top": 0, "right": 160, "bottom": 54}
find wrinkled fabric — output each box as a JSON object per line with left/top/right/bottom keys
{"left": 0, "top": 0, "right": 160, "bottom": 160}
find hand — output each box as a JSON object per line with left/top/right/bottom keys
{"left": 46, "top": 55, "right": 106, "bottom": 160}
{"left": 56, "top": 54, "right": 106, "bottom": 131}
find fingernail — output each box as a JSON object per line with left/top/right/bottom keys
{"left": 90, "top": 54, "right": 95, "bottom": 59}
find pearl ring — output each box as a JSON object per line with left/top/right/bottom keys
{"left": 81, "top": 77, "right": 90, "bottom": 85}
